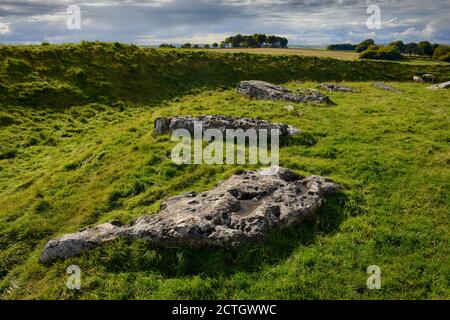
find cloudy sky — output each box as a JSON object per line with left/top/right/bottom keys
{"left": 0, "top": 0, "right": 449, "bottom": 45}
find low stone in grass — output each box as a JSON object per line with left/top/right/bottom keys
{"left": 284, "top": 105, "right": 295, "bottom": 112}
{"left": 154, "top": 115, "right": 300, "bottom": 136}
{"left": 413, "top": 74, "right": 435, "bottom": 83}
{"left": 428, "top": 80, "right": 450, "bottom": 90}
{"left": 371, "top": 82, "right": 402, "bottom": 93}
{"left": 422, "top": 74, "right": 435, "bottom": 82}
{"left": 317, "top": 83, "right": 360, "bottom": 93}
{"left": 39, "top": 167, "right": 341, "bottom": 263}
{"left": 236, "top": 80, "right": 331, "bottom": 104}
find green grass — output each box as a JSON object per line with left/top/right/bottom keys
{"left": 1, "top": 42, "right": 449, "bottom": 109}
{"left": 0, "top": 43, "right": 449, "bottom": 299}
{"left": 396, "top": 56, "right": 449, "bottom": 65}
{"left": 0, "top": 79, "right": 449, "bottom": 299}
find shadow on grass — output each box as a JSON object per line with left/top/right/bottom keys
{"left": 281, "top": 132, "right": 319, "bottom": 147}
{"left": 90, "top": 192, "right": 347, "bottom": 277}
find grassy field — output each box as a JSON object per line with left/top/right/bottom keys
{"left": 207, "top": 47, "right": 448, "bottom": 65}
{"left": 212, "top": 48, "right": 359, "bottom": 60}
{"left": 1, "top": 43, "right": 449, "bottom": 110}
{"left": 0, "top": 43, "right": 449, "bottom": 299}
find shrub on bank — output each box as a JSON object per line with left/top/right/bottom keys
{"left": 433, "top": 45, "right": 450, "bottom": 62}
{"left": 0, "top": 42, "right": 448, "bottom": 108}
{"left": 359, "top": 45, "right": 402, "bottom": 61}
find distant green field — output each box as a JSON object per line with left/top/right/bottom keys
{"left": 212, "top": 47, "right": 359, "bottom": 60}
{"left": 158, "top": 47, "right": 447, "bottom": 65}
{"left": 0, "top": 43, "right": 449, "bottom": 299}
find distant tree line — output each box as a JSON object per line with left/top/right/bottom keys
{"left": 159, "top": 43, "right": 202, "bottom": 49}
{"left": 328, "top": 39, "right": 450, "bottom": 62}
{"left": 159, "top": 34, "right": 289, "bottom": 50}
{"left": 159, "top": 43, "right": 176, "bottom": 48}
{"left": 388, "top": 40, "right": 449, "bottom": 61}
{"left": 221, "top": 34, "right": 288, "bottom": 48}
{"left": 178, "top": 43, "right": 217, "bottom": 49}
{"left": 326, "top": 43, "right": 357, "bottom": 51}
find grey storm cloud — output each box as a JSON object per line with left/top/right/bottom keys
{"left": 0, "top": 0, "right": 449, "bottom": 44}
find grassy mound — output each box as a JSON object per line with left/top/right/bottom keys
{"left": 1, "top": 42, "right": 449, "bottom": 108}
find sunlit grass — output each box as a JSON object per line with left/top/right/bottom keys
{"left": 0, "top": 80, "right": 448, "bottom": 299}
{"left": 211, "top": 48, "right": 359, "bottom": 60}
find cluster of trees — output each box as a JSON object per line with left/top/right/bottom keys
{"left": 327, "top": 39, "right": 449, "bottom": 62}
{"left": 352, "top": 39, "right": 402, "bottom": 60}
{"left": 159, "top": 43, "right": 210, "bottom": 49}
{"left": 159, "top": 43, "right": 176, "bottom": 48}
{"left": 180, "top": 43, "right": 199, "bottom": 49}
{"left": 354, "top": 39, "right": 375, "bottom": 53}
{"left": 433, "top": 45, "right": 450, "bottom": 62}
{"left": 366, "top": 40, "right": 449, "bottom": 61}
{"left": 388, "top": 40, "right": 449, "bottom": 61}
{"left": 159, "top": 34, "right": 289, "bottom": 50}
{"left": 326, "top": 43, "right": 357, "bottom": 51}
{"left": 359, "top": 45, "right": 402, "bottom": 61}
{"left": 180, "top": 43, "right": 221, "bottom": 49}
{"left": 221, "top": 34, "right": 288, "bottom": 48}
{"left": 327, "top": 39, "right": 449, "bottom": 61}
{"left": 384, "top": 40, "right": 434, "bottom": 57}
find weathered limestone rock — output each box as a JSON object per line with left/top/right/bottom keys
{"left": 428, "top": 80, "right": 450, "bottom": 90}
{"left": 236, "top": 80, "right": 331, "bottom": 103}
{"left": 317, "top": 83, "right": 360, "bottom": 93}
{"left": 154, "top": 117, "right": 171, "bottom": 135}
{"left": 284, "top": 104, "right": 295, "bottom": 112}
{"left": 413, "top": 74, "right": 435, "bottom": 83}
{"left": 40, "top": 167, "right": 341, "bottom": 263}
{"left": 154, "top": 115, "right": 300, "bottom": 136}
{"left": 372, "top": 82, "right": 402, "bottom": 93}
{"left": 422, "top": 74, "right": 435, "bottom": 82}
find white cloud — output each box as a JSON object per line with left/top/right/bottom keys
{"left": 0, "top": 22, "right": 11, "bottom": 34}
{"left": 137, "top": 32, "right": 231, "bottom": 45}
{"left": 347, "top": 18, "right": 450, "bottom": 43}
{"left": 0, "top": 0, "right": 448, "bottom": 44}
{"left": 28, "top": 14, "right": 66, "bottom": 23}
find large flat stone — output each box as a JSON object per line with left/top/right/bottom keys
{"left": 318, "top": 83, "right": 360, "bottom": 93}
{"left": 154, "top": 115, "right": 300, "bottom": 136}
{"left": 428, "top": 80, "right": 450, "bottom": 90}
{"left": 236, "top": 80, "right": 331, "bottom": 103}
{"left": 40, "top": 167, "right": 341, "bottom": 264}
{"left": 372, "top": 82, "right": 402, "bottom": 93}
